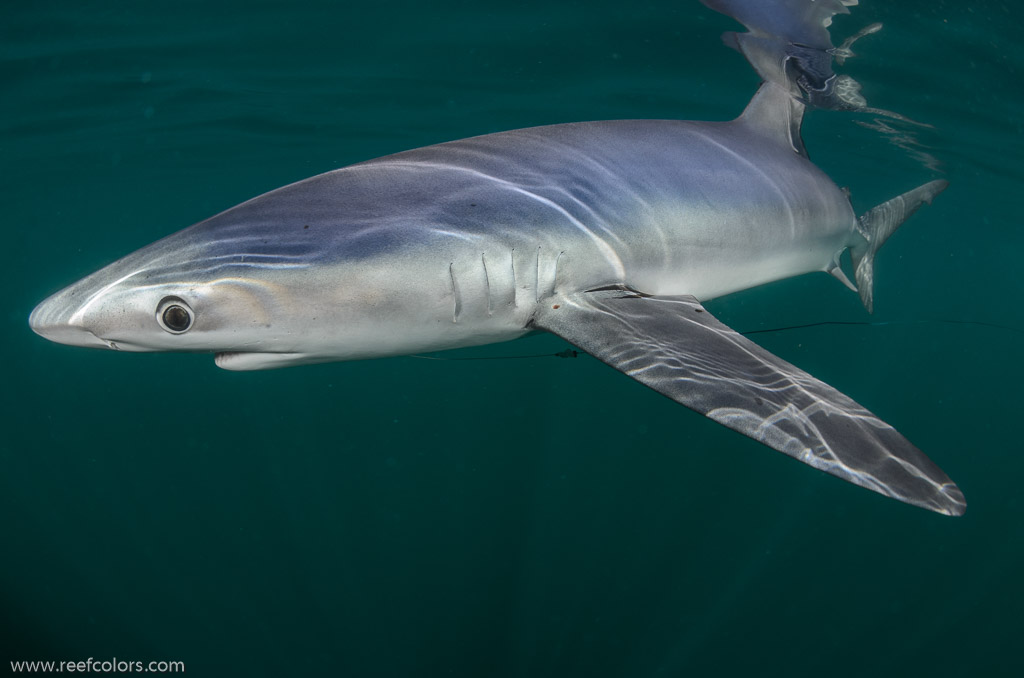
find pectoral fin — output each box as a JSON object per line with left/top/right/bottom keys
{"left": 533, "top": 288, "right": 965, "bottom": 516}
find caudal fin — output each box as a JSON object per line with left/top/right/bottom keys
{"left": 851, "top": 179, "right": 949, "bottom": 313}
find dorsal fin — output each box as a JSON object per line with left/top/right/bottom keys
{"left": 738, "top": 82, "right": 808, "bottom": 158}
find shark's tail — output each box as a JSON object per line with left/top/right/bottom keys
{"left": 850, "top": 180, "right": 949, "bottom": 313}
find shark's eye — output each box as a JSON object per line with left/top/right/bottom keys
{"left": 156, "top": 297, "right": 194, "bottom": 334}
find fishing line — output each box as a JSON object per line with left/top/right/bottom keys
{"left": 737, "top": 318, "right": 1022, "bottom": 336}
{"left": 410, "top": 319, "right": 1020, "bottom": 362}
{"left": 411, "top": 349, "right": 581, "bottom": 361}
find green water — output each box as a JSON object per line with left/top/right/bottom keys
{"left": 4, "top": 1, "right": 1022, "bottom": 676}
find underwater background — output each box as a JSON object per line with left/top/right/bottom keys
{"left": 3, "top": 1, "right": 1022, "bottom": 675}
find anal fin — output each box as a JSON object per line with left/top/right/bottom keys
{"left": 533, "top": 289, "right": 965, "bottom": 516}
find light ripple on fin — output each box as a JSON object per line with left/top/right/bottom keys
{"left": 534, "top": 290, "right": 966, "bottom": 517}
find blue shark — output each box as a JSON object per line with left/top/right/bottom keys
{"left": 29, "top": 0, "right": 965, "bottom": 515}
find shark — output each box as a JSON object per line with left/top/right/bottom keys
{"left": 28, "top": 0, "right": 966, "bottom": 516}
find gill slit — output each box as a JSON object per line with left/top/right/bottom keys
{"left": 449, "top": 263, "right": 462, "bottom": 323}
{"left": 553, "top": 251, "right": 564, "bottom": 296}
{"left": 510, "top": 248, "right": 518, "bottom": 308}
{"left": 481, "top": 252, "right": 493, "bottom": 317}
{"left": 534, "top": 247, "right": 541, "bottom": 303}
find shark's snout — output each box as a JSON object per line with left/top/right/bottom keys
{"left": 29, "top": 291, "right": 108, "bottom": 349}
